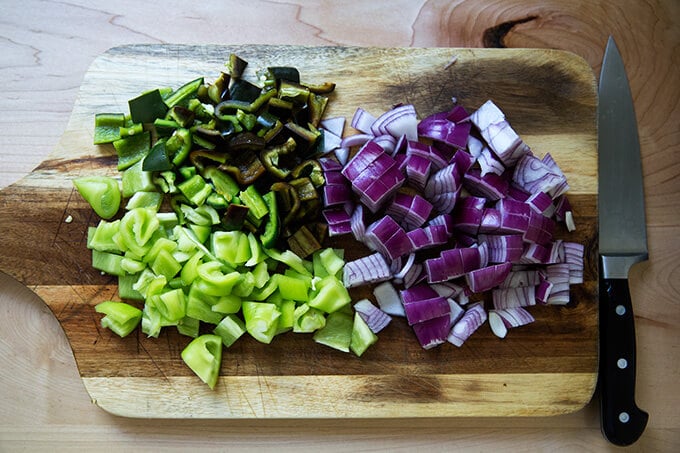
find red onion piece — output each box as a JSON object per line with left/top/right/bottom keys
{"left": 372, "top": 281, "right": 406, "bottom": 317}
{"left": 371, "top": 104, "right": 418, "bottom": 141}
{"left": 403, "top": 296, "right": 451, "bottom": 326}
{"left": 489, "top": 307, "right": 535, "bottom": 338}
{"left": 351, "top": 107, "right": 376, "bottom": 134}
{"left": 412, "top": 314, "right": 451, "bottom": 350}
{"left": 492, "top": 286, "right": 536, "bottom": 310}
{"left": 343, "top": 253, "right": 392, "bottom": 288}
{"left": 469, "top": 100, "right": 530, "bottom": 166}
{"left": 354, "top": 299, "right": 392, "bottom": 333}
{"left": 320, "top": 116, "right": 346, "bottom": 137}
{"left": 465, "top": 262, "right": 513, "bottom": 293}
{"left": 447, "top": 302, "right": 487, "bottom": 347}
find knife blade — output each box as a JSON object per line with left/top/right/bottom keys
{"left": 597, "top": 36, "right": 649, "bottom": 446}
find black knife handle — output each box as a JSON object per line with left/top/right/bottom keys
{"left": 599, "top": 277, "right": 648, "bottom": 446}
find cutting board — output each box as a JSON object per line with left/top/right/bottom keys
{"left": 0, "top": 45, "right": 598, "bottom": 418}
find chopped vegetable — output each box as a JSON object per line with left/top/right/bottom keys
{"left": 73, "top": 176, "right": 121, "bottom": 220}
{"left": 181, "top": 334, "right": 222, "bottom": 389}
{"left": 95, "top": 301, "right": 142, "bottom": 337}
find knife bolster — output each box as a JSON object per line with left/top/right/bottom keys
{"left": 600, "top": 253, "right": 648, "bottom": 279}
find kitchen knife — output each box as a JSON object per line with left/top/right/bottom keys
{"left": 597, "top": 36, "right": 649, "bottom": 446}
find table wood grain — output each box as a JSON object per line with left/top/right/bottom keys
{"left": 1, "top": 0, "right": 678, "bottom": 450}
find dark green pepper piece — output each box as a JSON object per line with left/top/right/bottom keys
{"left": 218, "top": 150, "right": 265, "bottom": 185}
{"left": 208, "top": 72, "right": 230, "bottom": 104}
{"left": 291, "top": 159, "right": 325, "bottom": 188}
{"left": 229, "top": 79, "right": 261, "bottom": 103}
{"left": 143, "top": 139, "right": 172, "bottom": 172}
{"left": 166, "top": 128, "right": 192, "bottom": 166}
{"left": 203, "top": 167, "right": 240, "bottom": 202}
{"left": 267, "top": 66, "right": 300, "bottom": 84}
{"left": 260, "top": 191, "right": 279, "bottom": 249}
{"left": 270, "top": 181, "right": 300, "bottom": 225}
{"left": 153, "top": 118, "right": 179, "bottom": 136}
{"left": 169, "top": 105, "right": 195, "bottom": 128}
{"left": 129, "top": 89, "right": 168, "bottom": 123}
{"left": 260, "top": 137, "right": 297, "bottom": 179}
{"left": 303, "top": 81, "right": 336, "bottom": 94}
{"left": 221, "top": 203, "right": 249, "bottom": 231}
{"left": 227, "top": 54, "right": 248, "bottom": 79}
{"left": 308, "top": 93, "right": 329, "bottom": 128}
{"left": 164, "top": 77, "right": 204, "bottom": 108}
{"left": 290, "top": 177, "right": 318, "bottom": 202}
{"left": 189, "top": 150, "right": 227, "bottom": 173}
{"left": 278, "top": 80, "right": 310, "bottom": 106}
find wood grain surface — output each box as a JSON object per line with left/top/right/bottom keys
{"left": 0, "top": 44, "right": 599, "bottom": 418}
{"left": 1, "top": 0, "right": 678, "bottom": 450}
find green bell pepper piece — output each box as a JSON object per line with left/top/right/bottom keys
{"left": 239, "top": 185, "right": 268, "bottom": 220}
{"left": 178, "top": 174, "right": 212, "bottom": 206}
{"left": 155, "top": 288, "right": 186, "bottom": 323}
{"left": 242, "top": 301, "right": 280, "bottom": 344}
{"left": 89, "top": 219, "right": 122, "bottom": 253}
{"left": 117, "top": 273, "right": 144, "bottom": 300}
{"left": 312, "top": 311, "right": 353, "bottom": 352}
{"left": 260, "top": 191, "right": 279, "bottom": 249}
{"left": 181, "top": 334, "right": 222, "bottom": 389}
{"left": 125, "top": 191, "right": 163, "bottom": 211}
{"left": 275, "top": 274, "right": 308, "bottom": 302}
{"left": 121, "top": 160, "right": 156, "bottom": 197}
{"left": 213, "top": 314, "right": 246, "bottom": 347}
{"left": 143, "top": 139, "right": 172, "bottom": 172}
{"left": 167, "top": 128, "right": 192, "bottom": 167}
{"left": 210, "top": 294, "right": 242, "bottom": 315}
{"left": 292, "top": 304, "right": 326, "bottom": 333}
{"left": 164, "top": 77, "right": 204, "bottom": 109}
{"left": 129, "top": 89, "right": 168, "bottom": 123}
{"left": 95, "top": 301, "right": 143, "bottom": 338}
{"left": 177, "top": 316, "right": 200, "bottom": 338}
{"left": 91, "top": 249, "right": 125, "bottom": 276}
{"left": 195, "top": 261, "right": 241, "bottom": 296}
{"left": 73, "top": 176, "right": 121, "bottom": 220}
{"left": 94, "top": 113, "right": 125, "bottom": 144}
{"left": 308, "top": 275, "right": 351, "bottom": 313}
{"left": 350, "top": 312, "right": 378, "bottom": 357}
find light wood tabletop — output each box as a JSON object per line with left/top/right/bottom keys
{"left": 1, "top": 1, "right": 678, "bottom": 451}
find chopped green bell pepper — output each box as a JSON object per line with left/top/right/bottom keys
{"left": 94, "top": 113, "right": 125, "bottom": 144}
{"left": 129, "top": 89, "right": 168, "bottom": 124}
{"left": 181, "top": 334, "right": 222, "bottom": 389}
{"left": 313, "top": 311, "right": 353, "bottom": 352}
{"left": 73, "top": 176, "right": 121, "bottom": 220}
{"left": 213, "top": 314, "right": 246, "bottom": 347}
{"left": 95, "top": 300, "right": 143, "bottom": 338}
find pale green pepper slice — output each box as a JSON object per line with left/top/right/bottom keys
{"left": 95, "top": 301, "right": 142, "bottom": 338}
{"left": 73, "top": 176, "right": 121, "bottom": 220}
{"left": 181, "top": 334, "right": 222, "bottom": 389}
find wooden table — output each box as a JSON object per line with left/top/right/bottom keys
{"left": 1, "top": 1, "right": 678, "bottom": 450}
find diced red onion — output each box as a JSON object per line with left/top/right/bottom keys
{"left": 526, "top": 191, "right": 555, "bottom": 216}
{"left": 320, "top": 116, "right": 346, "bottom": 137}
{"left": 403, "top": 154, "right": 432, "bottom": 191}
{"left": 431, "top": 281, "right": 465, "bottom": 298}
{"left": 323, "top": 183, "right": 353, "bottom": 208}
{"left": 447, "top": 297, "right": 465, "bottom": 325}
{"left": 340, "top": 133, "right": 372, "bottom": 150}
{"left": 535, "top": 279, "right": 554, "bottom": 304}
{"left": 403, "top": 296, "right": 451, "bottom": 326}
{"left": 321, "top": 128, "right": 343, "bottom": 154}
{"left": 478, "top": 146, "right": 505, "bottom": 176}
{"left": 402, "top": 262, "right": 423, "bottom": 289}
{"left": 489, "top": 307, "right": 535, "bottom": 338}
{"left": 499, "top": 269, "right": 542, "bottom": 288}
{"left": 513, "top": 153, "right": 569, "bottom": 199}
{"left": 481, "top": 234, "right": 524, "bottom": 263}
{"left": 371, "top": 104, "right": 418, "bottom": 141}
{"left": 428, "top": 214, "right": 455, "bottom": 237}
{"left": 523, "top": 210, "right": 556, "bottom": 245}
{"left": 323, "top": 208, "right": 351, "bottom": 225}
{"left": 319, "top": 156, "right": 343, "bottom": 172}
{"left": 372, "top": 281, "right": 406, "bottom": 317}
{"left": 354, "top": 299, "right": 392, "bottom": 333}
{"left": 452, "top": 196, "right": 486, "bottom": 235}
{"left": 350, "top": 204, "right": 366, "bottom": 242}
{"left": 447, "top": 302, "right": 487, "bottom": 347}
{"left": 492, "top": 286, "right": 536, "bottom": 310}
{"left": 412, "top": 314, "right": 451, "bottom": 350}
{"left": 564, "top": 242, "right": 585, "bottom": 284}
{"left": 418, "top": 117, "right": 471, "bottom": 149}
{"left": 469, "top": 100, "right": 530, "bottom": 166}
{"left": 343, "top": 252, "right": 392, "bottom": 288}
{"left": 351, "top": 107, "right": 376, "bottom": 134}
{"left": 327, "top": 221, "right": 352, "bottom": 237}
{"left": 465, "top": 262, "right": 512, "bottom": 293}
{"left": 463, "top": 168, "right": 508, "bottom": 200}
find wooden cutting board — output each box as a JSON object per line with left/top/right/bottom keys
{"left": 0, "top": 45, "right": 598, "bottom": 418}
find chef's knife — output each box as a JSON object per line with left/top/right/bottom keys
{"left": 598, "top": 36, "right": 649, "bottom": 446}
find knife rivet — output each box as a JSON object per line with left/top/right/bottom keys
{"left": 615, "top": 305, "right": 626, "bottom": 316}
{"left": 619, "top": 412, "right": 630, "bottom": 423}
{"left": 617, "top": 358, "right": 628, "bottom": 369}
